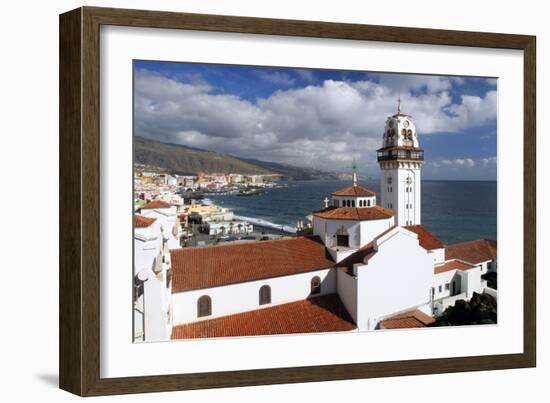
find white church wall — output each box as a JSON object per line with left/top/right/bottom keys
{"left": 312, "top": 217, "right": 360, "bottom": 248}
{"left": 358, "top": 217, "right": 395, "bottom": 246}
{"left": 313, "top": 216, "right": 394, "bottom": 251}
{"left": 172, "top": 268, "right": 337, "bottom": 325}
{"left": 333, "top": 195, "right": 376, "bottom": 208}
{"left": 396, "top": 168, "right": 421, "bottom": 226}
{"left": 355, "top": 230, "right": 433, "bottom": 330}
{"left": 134, "top": 238, "right": 158, "bottom": 274}
{"left": 134, "top": 223, "right": 162, "bottom": 275}
{"left": 141, "top": 208, "right": 180, "bottom": 249}
{"left": 336, "top": 269, "right": 358, "bottom": 324}
{"left": 380, "top": 170, "right": 394, "bottom": 211}
{"left": 428, "top": 247, "right": 445, "bottom": 265}
{"left": 380, "top": 165, "right": 421, "bottom": 226}
{"left": 142, "top": 272, "right": 171, "bottom": 342}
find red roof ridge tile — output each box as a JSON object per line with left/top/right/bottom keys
{"left": 404, "top": 224, "right": 444, "bottom": 250}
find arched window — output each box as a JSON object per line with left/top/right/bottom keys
{"left": 351, "top": 200, "right": 355, "bottom": 207}
{"left": 311, "top": 276, "right": 321, "bottom": 295}
{"left": 259, "top": 285, "right": 271, "bottom": 305}
{"left": 197, "top": 295, "right": 212, "bottom": 318}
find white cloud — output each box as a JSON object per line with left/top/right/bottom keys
{"left": 481, "top": 157, "right": 497, "bottom": 166}
{"left": 134, "top": 69, "right": 497, "bottom": 172}
{"left": 375, "top": 73, "right": 453, "bottom": 94}
{"left": 254, "top": 70, "right": 296, "bottom": 87}
{"left": 431, "top": 157, "right": 496, "bottom": 169}
{"left": 427, "top": 156, "right": 496, "bottom": 180}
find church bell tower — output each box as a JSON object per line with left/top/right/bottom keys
{"left": 377, "top": 97, "right": 424, "bottom": 226}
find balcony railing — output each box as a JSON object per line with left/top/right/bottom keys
{"left": 377, "top": 148, "right": 424, "bottom": 162}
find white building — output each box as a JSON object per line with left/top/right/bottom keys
{"left": 164, "top": 174, "right": 178, "bottom": 187}
{"left": 135, "top": 105, "right": 497, "bottom": 341}
{"left": 133, "top": 215, "right": 172, "bottom": 342}
{"left": 208, "top": 221, "right": 254, "bottom": 236}
{"left": 139, "top": 200, "right": 181, "bottom": 249}
{"left": 158, "top": 190, "right": 184, "bottom": 207}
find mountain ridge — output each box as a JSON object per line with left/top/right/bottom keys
{"left": 134, "top": 136, "right": 337, "bottom": 180}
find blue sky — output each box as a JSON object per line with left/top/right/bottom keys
{"left": 134, "top": 60, "right": 497, "bottom": 180}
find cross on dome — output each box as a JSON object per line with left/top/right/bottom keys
{"left": 397, "top": 94, "right": 401, "bottom": 115}
{"left": 352, "top": 158, "right": 358, "bottom": 187}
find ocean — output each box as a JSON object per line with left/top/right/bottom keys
{"left": 209, "top": 179, "right": 497, "bottom": 245}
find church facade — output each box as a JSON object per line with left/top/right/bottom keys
{"left": 135, "top": 105, "right": 498, "bottom": 341}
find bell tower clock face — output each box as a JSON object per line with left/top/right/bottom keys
{"left": 403, "top": 120, "right": 410, "bottom": 128}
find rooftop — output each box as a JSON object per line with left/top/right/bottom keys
{"left": 134, "top": 214, "right": 157, "bottom": 228}
{"left": 404, "top": 225, "right": 444, "bottom": 250}
{"left": 140, "top": 200, "right": 174, "bottom": 210}
{"left": 331, "top": 185, "right": 376, "bottom": 197}
{"left": 171, "top": 294, "right": 356, "bottom": 339}
{"left": 434, "top": 259, "right": 476, "bottom": 275}
{"left": 379, "top": 309, "right": 435, "bottom": 329}
{"left": 170, "top": 236, "right": 335, "bottom": 293}
{"left": 313, "top": 206, "right": 394, "bottom": 221}
{"left": 445, "top": 239, "right": 497, "bottom": 264}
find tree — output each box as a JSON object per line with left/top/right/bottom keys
{"left": 482, "top": 271, "right": 497, "bottom": 289}
{"left": 430, "top": 292, "right": 497, "bottom": 327}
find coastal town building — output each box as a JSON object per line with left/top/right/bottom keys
{"left": 207, "top": 221, "right": 254, "bottom": 236}
{"left": 134, "top": 104, "right": 498, "bottom": 341}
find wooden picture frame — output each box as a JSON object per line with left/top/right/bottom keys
{"left": 59, "top": 6, "right": 536, "bottom": 396}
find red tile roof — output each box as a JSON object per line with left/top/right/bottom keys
{"left": 332, "top": 185, "right": 376, "bottom": 197}
{"left": 170, "top": 236, "right": 335, "bottom": 293}
{"left": 445, "top": 239, "right": 497, "bottom": 264}
{"left": 404, "top": 225, "right": 444, "bottom": 250}
{"left": 434, "top": 259, "right": 476, "bottom": 274}
{"left": 379, "top": 309, "right": 435, "bottom": 329}
{"left": 134, "top": 214, "right": 157, "bottom": 228}
{"left": 313, "top": 206, "right": 394, "bottom": 221}
{"left": 171, "top": 294, "right": 356, "bottom": 339}
{"left": 141, "top": 200, "right": 173, "bottom": 209}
